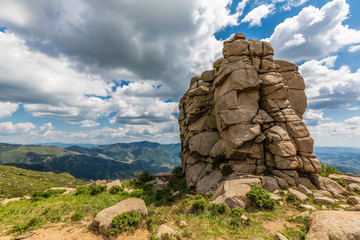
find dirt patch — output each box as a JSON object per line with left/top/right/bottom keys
{"left": 262, "top": 219, "right": 297, "bottom": 234}
{"left": 3, "top": 222, "right": 150, "bottom": 240}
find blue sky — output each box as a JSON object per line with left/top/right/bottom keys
{"left": 0, "top": 0, "right": 360, "bottom": 146}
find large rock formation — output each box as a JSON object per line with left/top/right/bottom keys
{"left": 179, "top": 33, "right": 321, "bottom": 192}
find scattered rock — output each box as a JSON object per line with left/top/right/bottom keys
{"left": 179, "top": 220, "right": 187, "bottom": 228}
{"left": 275, "top": 232, "right": 288, "bottom": 240}
{"left": 14, "top": 231, "right": 35, "bottom": 240}
{"left": 314, "top": 197, "right": 335, "bottom": 205}
{"left": 262, "top": 176, "right": 280, "bottom": 192}
{"left": 339, "top": 204, "right": 350, "bottom": 208}
{"left": 348, "top": 196, "right": 360, "bottom": 206}
{"left": 328, "top": 174, "right": 360, "bottom": 185}
{"left": 154, "top": 172, "right": 176, "bottom": 179}
{"left": 348, "top": 183, "right": 360, "bottom": 192}
{"left": 306, "top": 211, "right": 360, "bottom": 240}
{"left": 146, "top": 178, "right": 168, "bottom": 190}
{"left": 50, "top": 187, "right": 76, "bottom": 194}
{"left": 92, "top": 198, "right": 148, "bottom": 235}
{"left": 211, "top": 178, "right": 262, "bottom": 209}
{"left": 300, "top": 204, "right": 316, "bottom": 211}
{"left": 288, "top": 188, "right": 308, "bottom": 201}
{"left": 1, "top": 197, "right": 21, "bottom": 205}
{"left": 106, "top": 179, "right": 122, "bottom": 189}
{"left": 348, "top": 204, "right": 360, "bottom": 211}
{"left": 313, "top": 190, "right": 332, "bottom": 198}
{"left": 297, "top": 184, "right": 312, "bottom": 196}
{"left": 310, "top": 174, "right": 347, "bottom": 197}
{"left": 269, "top": 193, "right": 282, "bottom": 201}
{"left": 156, "top": 224, "right": 178, "bottom": 238}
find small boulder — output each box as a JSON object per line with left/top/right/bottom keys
{"left": 306, "top": 211, "right": 360, "bottom": 240}
{"left": 314, "top": 197, "right": 335, "bottom": 205}
{"left": 1, "top": 197, "right": 21, "bottom": 205}
{"left": 147, "top": 178, "right": 168, "bottom": 190}
{"left": 300, "top": 204, "right": 316, "bottom": 211}
{"left": 275, "top": 232, "right": 288, "bottom": 240}
{"left": 156, "top": 224, "right": 178, "bottom": 238}
{"left": 262, "top": 176, "right": 280, "bottom": 192}
{"left": 297, "top": 184, "right": 312, "bottom": 196}
{"left": 179, "top": 220, "right": 187, "bottom": 228}
{"left": 14, "top": 231, "right": 35, "bottom": 240}
{"left": 211, "top": 178, "right": 262, "bottom": 209}
{"left": 92, "top": 198, "right": 148, "bottom": 235}
{"left": 106, "top": 179, "right": 122, "bottom": 189}
{"left": 288, "top": 188, "right": 308, "bottom": 201}
{"left": 348, "top": 204, "right": 360, "bottom": 211}
{"left": 348, "top": 196, "right": 360, "bottom": 206}
{"left": 313, "top": 190, "right": 332, "bottom": 198}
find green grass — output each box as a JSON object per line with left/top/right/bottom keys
{"left": 0, "top": 165, "right": 87, "bottom": 198}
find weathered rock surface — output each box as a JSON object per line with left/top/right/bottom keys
{"left": 306, "top": 211, "right": 360, "bottom": 240}
{"left": 211, "top": 178, "right": 261, "bottom": 209}
{"left": 92, "top": 198, "right": 148, "bottom": 235}
{"left": 179, "top": 33, "right": 321, "bottom": 192}
{"left": 156, "top": 224, "right": 178, "bottom": 238}
{"left": 106, "top": 179, "right": 122, "bottom": 189}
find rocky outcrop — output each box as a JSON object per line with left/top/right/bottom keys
{"left": 306, "top": 211, "right": 360, "bottom": 240}
{"left": 179, "top": 33, "right": 321, "bottom": 192}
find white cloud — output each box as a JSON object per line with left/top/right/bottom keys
{"left": 236, "top": 0, "right": 249, "bottom": 15}
{"left": 0, "top": 122, "right": 35, "bottom": 135}
{"left": 269, "top": 0, "right": 360, "bottom": 62}
{"left": 0, "top": 0, "right": 242, "bottom": 134}
{"left": 303, "top": 109, "right": 327, "bottom": 126}
{"left": 300, "top": 56, "right": 360, "bottom": 110}
{"left": 349, "top": 44, "right": 360, "bottom": 53}
{"left": 0, "top": 102, "right": 18, "bottom": 118}
{"left": 241, "top": 4, "right": 275, "bottom": 27}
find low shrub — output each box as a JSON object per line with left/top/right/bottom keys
{"left": 71, "top": 211, "right": 84, "bottom": 221}
{"left": 50, "top": 215, "right": 61, "bottom": 223}
{"left": 75, "top": 186, "right": 88, "bottom": 195}
{"left": 246, "top": 185, "right": 275, "bottom": 210}
{"left": 334, "top": 179, "right": 347, "bottom": 188}
{"left": 131, "top": 189, "right": 144, "bottom": 198}
{"left": 212, "top": 154, "right": 228, "bottom": 169}
{"left": 160, "top": 232, "right": 181, "bottom": 240}
{"left": 31, "top": 189, "right": 66, "bottom": 200}
{"left": 191, "top": 200, "right": 206, "bottom": 213}
{"left": 320, "top": 164, "right": 341, "bottom": 177}
{"left": 221, "top": 164, "right": 233, "bottom": 177}
{"left": 155, "top": 188, "right": 174, "bottom": 205}
{"left": 108, "top": 211, "right": 143, "bottom": 237}
{"left": 109, "top": 185, "right": 124, "bottom": 194}
{"left": 135, "top": 170, "right": 154, "bottom": 183}
{"left": 90, "top": 185, "right": 106, "bottom": 196}
{"left": 354, "top": 186, "right": 360, "bottom": 195}
{"left": 209, "top": 203, "right": 227, "bottom": 214}
{"left": 12, "top": 217, "right": 44, "bottom": 234}
{"left": 285, "top": 192, "right": 301, "bottom": 205}
{"left": 229, "top": 208, "right": 248, "bottom": 228}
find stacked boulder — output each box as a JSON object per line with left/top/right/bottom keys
{"left": 179, "top": 33, "right": 321, "bottom": 193}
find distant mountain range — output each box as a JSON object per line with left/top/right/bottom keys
{"left": 0, "top": 141, "right": 181, "bottom": 180}
{"left": 1, "top": 142, "right": 360, "bottom": 179}
{"left": 314, "top": 146, "right": 360, "bottom": 175}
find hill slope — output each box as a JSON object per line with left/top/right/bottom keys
{"left": 0, "top": 165, "right": 86, "bottom": 198}
{"left": 0, "top": 142, "right": 181, "bottom": 180}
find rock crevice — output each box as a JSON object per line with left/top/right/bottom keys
{"left": 179, "top": 33, "right": 321, "bottom": 192}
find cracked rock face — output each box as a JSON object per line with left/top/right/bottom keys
{"left": 179, "top": 33, "right": 321, "bottom": 191}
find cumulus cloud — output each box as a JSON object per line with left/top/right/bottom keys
{"left": 0, "top": 102, "right": 18, "bottom": 118}
{"left": 299, "top": 56, "right": 360, "bottom": 110}
{"left": 303, "top": 109, "right": 327, "bottom": 126}
{"left": 269, "top": 0, "right": 360, "bottom": 62}
{"left": 241, "top": 4, "right": 275, "bottom": 27}
{"left": 0, "top": 122, "right": 35, "bottom": 135}
{"left": 0, "top": 0, "right": 242, "bottom": 132}
{"left": 349, "top": 44, "right": 360, "bottom": 53}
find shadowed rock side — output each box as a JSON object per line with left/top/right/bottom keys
{"left": 179, "top": 33, "right": 321, "bottom": 193}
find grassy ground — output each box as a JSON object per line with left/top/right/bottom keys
{"left": 0, "top": 165, "right": 87, "bottom": 198}
{"left": 0, "top": 167, "right": 352, "bottom": 240}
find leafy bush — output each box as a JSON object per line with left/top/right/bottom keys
{"left": 90, "top": 185, "right": 106, "bottom": 196}
{"left": 155, "top": 188, "right": 174, "bottom": 205}
{"left": 229, "top": 208, "right": 248, "bottom": 228}
{"left": 221, "top": 164, "right": 233, "bottom": 177}
{"left": 172, "top": 166, "right": 183, "bottom": 178}
{"left": 31, "top": 189, "right": 66, "bottom": 200}
{"left": 75, "top": 186, "right": 88, "bottom": 195}
{"left": 145, "top": 215, "right": 166, "bottom": 231}
{"left": 334, "top": 179, "right": 347, "bottom": 188}
{"left": 320, "top": 164, "right": 341, "bottom": 177}
{"left": 108, "top": 211, "right": 143, "bottom": 237}
{"left": 135, "top": 170, "right": 154, "bottom": 183}
{"left": 191, "top": 200, "right": 206, "bottom": 213}
{"left": 71, "top": 211, "right": 84, "bottom": 221}
{"left": 246, "top": 185, "right": 275, "bottom": 210}
{"left": 131, "top": 189, "right": 144, "bottom": 198}
{"left": 204, "top": 191, "right": 213, "bottom": 199}
{"left": 209, "top": 203, "right": 227, "bottom": 214}
{"left": 109, "top": 185, "right": 124, "bottom": 194}
{"left": 160, "top": 232, "right": 181, "bottom": 240}
{"left": 12, "top": 217, "right": 44, "bottom": 234}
